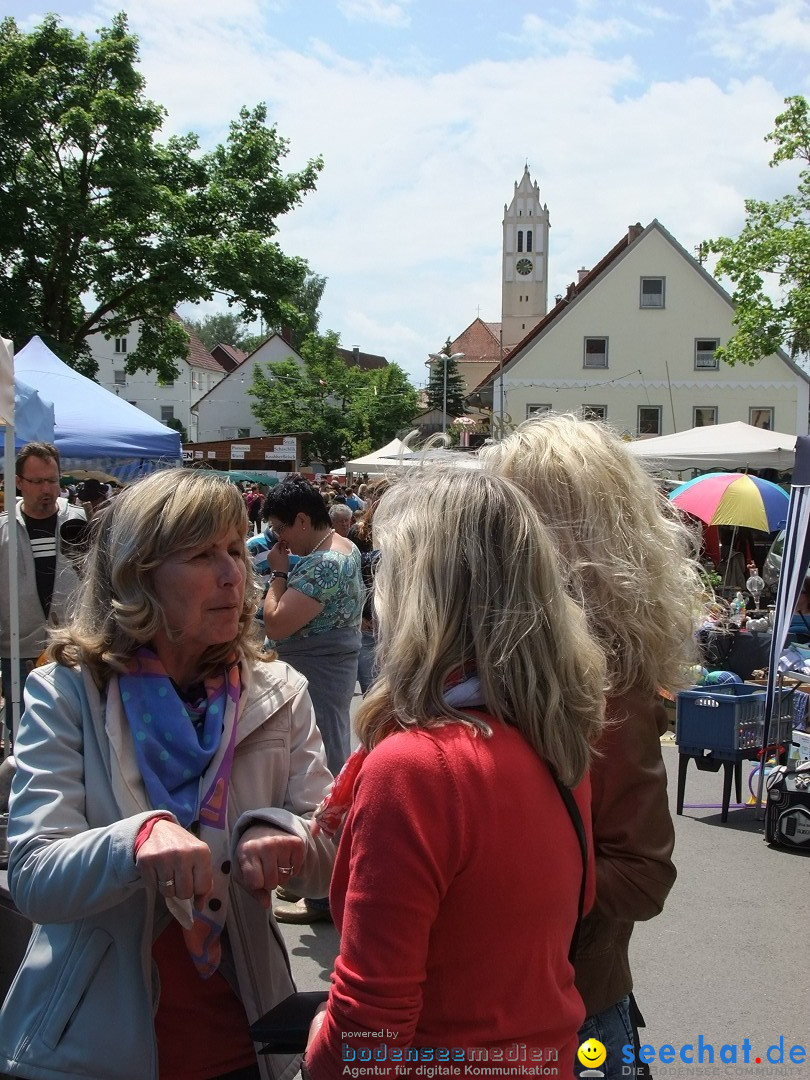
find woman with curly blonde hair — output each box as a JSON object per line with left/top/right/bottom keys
{"left": 482, "top": 413, "right": 702, "bottom": 1080}
{"left": 304, "top": 466, "right": 606, "bottom": 1078}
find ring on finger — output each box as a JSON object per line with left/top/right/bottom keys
{"left": 278, "top": 865, "right": 294, "bottom": 874}
{"left": 157, "top": 877, "right": 175, "bottom": 889}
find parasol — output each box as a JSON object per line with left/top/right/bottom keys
{"left": 669, "top": 472, "right": 789, "bottom": 533}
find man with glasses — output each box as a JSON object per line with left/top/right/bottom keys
{"left": 0, "top": 442, "right": 85, "bottom": 749}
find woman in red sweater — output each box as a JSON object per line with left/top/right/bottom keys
{"left": 304, "top": 467, "right": 607, "bottom": 1079}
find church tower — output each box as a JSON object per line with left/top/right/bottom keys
{"left": 501, "top": 166, "right": 550, "bottom": 352}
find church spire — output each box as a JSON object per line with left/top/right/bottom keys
{"left": 501, "top": 167, "right": 550, "bottom": 352}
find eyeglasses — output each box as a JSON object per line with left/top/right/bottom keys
{"left": 19, "top": 476, "right": 60, "bottom": 487}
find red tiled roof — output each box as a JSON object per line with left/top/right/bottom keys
{"left": 172, "top": 315, "right": 228, "bottom": 372}
{"left": 215, "top": 343, "right": 248, "bottom": 364}
{"left": 441, "top": 317, "right": 503, "bottom": 364}
{"left": 338, "top": 347, "right": 387, "bottom": 370}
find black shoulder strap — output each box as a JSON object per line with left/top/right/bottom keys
{"left": 548, "top": 766, "right": 588, "bottom": 965}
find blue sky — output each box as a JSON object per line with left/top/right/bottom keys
{"left": 6, "top": 0, "right": 810, "bottom": 385}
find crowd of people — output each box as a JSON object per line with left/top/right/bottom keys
{"left": 0, "top": 415, "right": 705, "bottom": 1080}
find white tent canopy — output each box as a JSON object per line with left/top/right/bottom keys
{"left": 626, "top": 421, "right": 797, "bottom": 471}
{"left": 346, "top": 437, "right": 410, "bottom": 474}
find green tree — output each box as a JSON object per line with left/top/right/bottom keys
{"left": 275, "top": 272, "right": 326, "bottom": 347}
{"left": 186, "top": 312, "right": 252, "bottom": 353}
{"left": 165, "top": 416, "right": 188, "bottom": 443}
{"left": 0, "top": 13, "right": 322, "bottom": 378}
{"left": 249, "top": 331, "right": 419, "bottom": 467}
{"left": 702, "top": 95, "right": 810, "bottom": 365}
{"left": 425, "top": 338, "right": 468, "bottom": 415}
{"left": 187, "top": 272, "right": 326, "bottom": 354}
{"left": 343, "top": 364, "right": 420, "bottom": 457}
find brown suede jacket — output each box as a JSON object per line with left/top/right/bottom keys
{"left": 574, "top": 688, "right": 676, "bottom": 1017}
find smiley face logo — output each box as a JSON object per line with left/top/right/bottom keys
{"left": 577, "top": 1038, "right": 607, "bottom": 1070}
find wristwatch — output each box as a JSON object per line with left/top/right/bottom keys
{"left": 269, "top": 571, "right": 288, "bottom": 581}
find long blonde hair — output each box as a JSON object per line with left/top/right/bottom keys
{"left": 481, "top": 413, "right": 702, "bottom": 697}
{"left": 354, "top": 467, "right": 606, "bottom": 786}
{"left": 48, "top": 470, "right": 265, "bottom": 684}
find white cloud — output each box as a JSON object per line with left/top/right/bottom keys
{"left": 337, "top": 0, "right": 411, "bottom": 28}
{"left": 518, "top": 11, "right": 649, "bottom": 54}
{"left": 702, "top": 0, "right": 810, "bottom": 64}
{"left": 18, "top": 0, "right": 805, "bottom": 386}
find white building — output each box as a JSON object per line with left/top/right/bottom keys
{"left": 193, "top": 333, "right": 303, "bottom": 442}
{"left": 89, "top": 316, "right": 227, "bottom": 441}
{"left": 480, "top": 220, "right": 810, "bottom": 438}
{"left": 193, "top": 335, "right": 388, "bottom": 443}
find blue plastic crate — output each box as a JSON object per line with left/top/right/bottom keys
{"left": 676, "top": 684, "right": 793, "bottom": 754}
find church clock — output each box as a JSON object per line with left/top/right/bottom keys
{"left": 516, "top": 257, "right": 533, "bottom": 275}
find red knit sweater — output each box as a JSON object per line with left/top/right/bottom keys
{"left": 306, "top": 718, "right": 594, "bottom": 1079}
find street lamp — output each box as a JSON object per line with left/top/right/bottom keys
{"left": 428, "top": 352, "right": 465, "bottom": 435}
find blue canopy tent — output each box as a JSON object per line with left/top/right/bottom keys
{"left": 11, "top": 336, "right": 180, "bottom": 478}
{"left": 11, "top": 380, "right": 55, "bottom": 448}
{"left": 0, "top": 339, "right": 56, "bottom": 740}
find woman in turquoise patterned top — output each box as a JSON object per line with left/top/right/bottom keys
{"left": 262, "top": 477, "right": 363, "bottom": 779}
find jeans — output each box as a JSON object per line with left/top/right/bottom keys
{"left": 1, "top": 658, "right": 36, "bottom": 750}
{"left": 356, "top": 629, "right": 378, "bottom": 695}
{"left": 578, "top": 995, "right": 649, "bottom": 1079}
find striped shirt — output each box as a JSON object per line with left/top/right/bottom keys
{"left": 21, "top": 512, "right": 58, "bottom": 617}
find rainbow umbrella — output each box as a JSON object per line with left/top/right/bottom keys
{"left": 669, "top": 472, "right": 789, "bottom": 532}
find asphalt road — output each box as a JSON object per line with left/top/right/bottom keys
{"left": 278, "top": 703, "right": 810, "bottom": 1076}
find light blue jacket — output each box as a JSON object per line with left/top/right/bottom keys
{"left": 0, "top": 497, "right": 86, "bottom": 658}
{"left": 0, "top": 658, "right": 335, "bottom": 1080}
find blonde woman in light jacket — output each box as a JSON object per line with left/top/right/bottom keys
{"left": 0, "top": 471, "right": 336, "bottom": 1080}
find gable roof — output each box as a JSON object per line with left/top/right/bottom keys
{"left": 172, "top": 314, "right": 228, "bottom": 373}
{"left": 338, "top": 346, "right": 387, "bottom": 370}
{"left": 445, "top": 317, "right": 503, "bottom": 364}
{"left": 475, "top": 220, "right": 810, "bottom": 391}
{"left": 191, "top": 332, "right": 304, "bottom": 409}
{"left": 211, "top": 343, "right": 248, "bottom": 371}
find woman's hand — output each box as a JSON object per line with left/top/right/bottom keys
{"left": 267, "top": 541, "right": 291, "bottom": 574}
{"left": 307, "top": 1001, "right": 328, "bottom": 1048}
{"left": 233, "top": 825, "right": 306, "bottom": 908}
{"left": 135, "top": 819, "right": 213, "bottom": 910}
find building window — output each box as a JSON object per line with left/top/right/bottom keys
{"left": 526, "top": 230, "right": 533, "bottom": 253}
{"left": 638, "top": 406, "right": 662, "bottom": 436}
{"left": 220, "top": 427, "right": 237, "bottom": 440}
{"left": 526, "top": 404, "right": 551, "bottom": 419}
{"left": 238, "top": 427, "right": 250, "bottom": 438}
{"left": 584, "top": 337, "right": 608, "bottom": 368}
{"left": 517, "top": 230, "right": 523, "bottom": 253}
{"left": 191, "top": 370, "right": 203, "bottom": 390}
{"left": 114, "top": 369, "right": 126, "bottom": 386}
{"left": 114, "top": 337, "right": 127, "bottom": 353}
{"left": 693, "top": 406, "right": 718, "bottom": 427}
{"left": 582, "top": 405, "right": 607, "bottom": 421}
{"left": 694, "top": 338, "right": 719, "bottom": 370}
{"left": 161, "top": 406, "right": 175, "bottom": 423}
{"left": 750, "top": 407, "right": 774, "bottom": 430}
{"left": 640, "top": 277, "right": 665, "bottom": 309}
